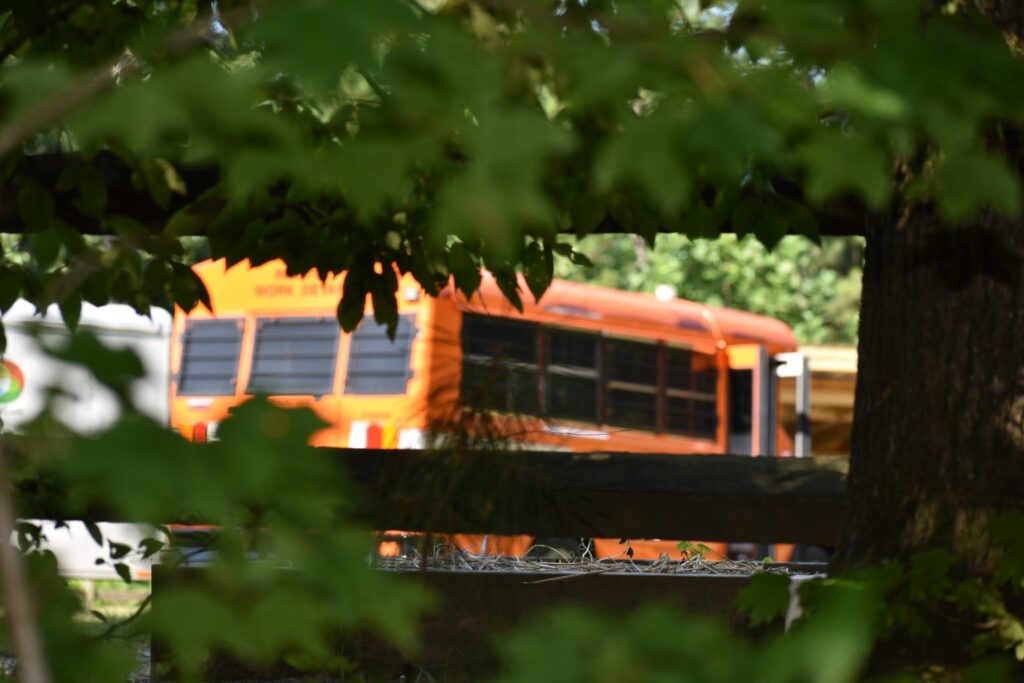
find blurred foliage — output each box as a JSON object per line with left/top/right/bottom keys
{"left": 491, "top": 518, "right": 1024, "bottom": 683}
{"left": 0, "top": 0, "right": 1020, "bottom": 338}
{"left": 8, "top": 330, "right": 430, "bottom": 681}
{"left": 556, "top": 235, "right": 864, "bottom": 344}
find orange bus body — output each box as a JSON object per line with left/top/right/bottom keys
{"left": 170, "top": 259, "right": 798, "bottom": 562}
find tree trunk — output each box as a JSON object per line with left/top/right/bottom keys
{"left": 837, "top": 204, "right": 1024, "bottom": 572}
{"left": 837, "top": 1, "right": 1024, "bottom": 576}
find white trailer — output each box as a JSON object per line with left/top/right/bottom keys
{"left": 1, "top": 301, "right": 172, "bottom": 580}
{"left": 0, "top": 300, "right": 171, "bottom": 432}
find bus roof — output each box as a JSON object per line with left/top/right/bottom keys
{"left": 465, "top": 273, "right": 798, "bottom": 353}
{"left": 187, "top": 259, "right": 797, "bottom": 352}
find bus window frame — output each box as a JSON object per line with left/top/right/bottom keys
{"left": 457, "top": 315, "right": 723, "bottom": 443}
{"left": 343, "top": 313, "right": 419, "bottom": 397}
{"left": 245, "top": 315, "right": 343, "bottom": 398}
{"left": 174, "top": 316, "right": 246, "bottom": 398}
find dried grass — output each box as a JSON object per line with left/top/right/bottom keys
{"left": 374, "top": 541, "right": 818, "bottom": 578}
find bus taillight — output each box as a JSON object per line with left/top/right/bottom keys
{"left": 365, "top": 422, "right": 398, "bottom": 448}
{"left": 190, "top": 422, "right": 220, "bottom": 443}
{"left": 350, "top": 421, "right": 408, "bottom": 449}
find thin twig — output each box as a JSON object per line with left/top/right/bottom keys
{"left": 522, "top": 567, "right": 615, "bottom": 584}
{"left": 356, "top": 66, "right": 389, "bottom": 102}
{"left": 97, "top": 594, "right": 152, "bottom": 639}
{"left": 0, "top": 444, "right": 51, "bottom": 683}
{"left": 0, "top": 7, "right": 254, "bottom": 161}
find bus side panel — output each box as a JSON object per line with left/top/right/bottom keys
{"left": 420, "top": 294, "right": 464, "bottom": 438}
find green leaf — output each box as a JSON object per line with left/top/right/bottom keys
{"left": 568, "top": 249, "right": 593, "bottom": 268}
{"left": 824, "top": 65, "right": 908, "bottom": 121}
{"left": 447, "top": 243, "right": 481, "bottom": 298}
{"left": 802, "top": 133, "right": 891, "bottom": 209}
{"left": 59, "top": 296, "right": 81, "bottom": 333}
{"left": 44, "top": 330, "right": 145, "bottom": 401}
{"left": 109, "top": 542, "right": 132, "bottom": 560}
{"left": 735, "top": 572, "right": 791, "bottom": 626}
{"left": 992, "top": 512, "right": 1024, "bottom": 587}
{"left": 732, "top": 196, "right": 798, "bottom": 249}
{"left": 522, "top": 241, "right": 553, "bottom": 302}
{"left": 139, "top": 537, "right": 165, "bottom": 559}
{"left": 755, "top": 209, "right": 789, "bottom": 250}
{"left": 30, "top": 229, "right": 61, "bottom": 271}
{"left": 108, "top": 215, "right": 151, "bottom": 246}
{"left": 250, "top": 2, "right": 415, "bottom": 89}
{"left": 596, "top": 114, "right": 691, "bottom": 216}
{"left": 327, "top": 138, "right": 433, "bottom": 216}
{"left": 76, "top": 166, "right": 107, "bottom": 218}
{"left": 777, "top": 197, "right": 821, "bottom": 245}
{"left": 553, "top": 240, "right": 595, "bottom": 267}
{"left": 408, "top": 240, "right": 442, "bottom": 297}
{"left": 936, "top": 151, "right": 1022, "bottom": 221}
{"left": 493, "top": 271, "right": 523, "bottom": 313}
{"left": 732, "top": 197, "right": 763, "bottom": 237}
{"left": 84, "top": 521, "right": 103, "bottom": 546}
{"left": 114, "top": 562, "right": 133, "bottom": 584}
{"left": 567, "top": 194, "right": 605, "bottom": 236}
{"left": 18, "top": 182, "right": 54, "bottom": 230}
{"left": 371, "top": 267, "right": 399, "bottom": 338}
{"left": 338, "top": 275, "right": 368, "bottom": 332}
{"left": 56, "top": 162, "right": 82, "bottom": 192}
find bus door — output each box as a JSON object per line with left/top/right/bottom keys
{"left": 725, "top": 345, "right": 775, "bottom": 457}
{"left": 723, "top": 344, "right": 773, "bottom": 561}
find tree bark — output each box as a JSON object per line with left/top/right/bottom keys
{"left": 838, "top": 0, "right": 1024, "bottom": 576}
{"left": 838, "top": 203, "right": 1024, "bottom": 572}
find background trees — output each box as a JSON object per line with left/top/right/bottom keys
{"left": 557, "top": 235, "right": 864, "bottom": 344}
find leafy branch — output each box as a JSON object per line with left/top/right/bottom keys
{"left": 0, "top": 4, "right": 255, "bottom": 161}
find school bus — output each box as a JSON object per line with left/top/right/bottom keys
{"left": 170, "top": 259, "right": 801, "bottom": 561}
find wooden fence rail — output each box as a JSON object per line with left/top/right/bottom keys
{"left": 148, "top": 449, "right": 847, "bottom": 681}
{"left": 340, "top": 449, "right": 848, "bottom": 545}
{"left": 15, "top": 449, "right": 848, "bottom": 545}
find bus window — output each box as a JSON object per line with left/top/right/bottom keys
{"left": 344, "top": 314, "right": 416, "bottom": 395}
{"left": 248, "top": 317, "right": 340, "bottom": 396}
{"left": 461, "top": 314, "right": 540, "bottom": 414}
{"left": 604, "top": 338, "right": 658, "bottom": 431}
{"left": 665, "top": 348, "right": 718, "bottom": 440}
{"left": 546, "top": 328, "right": 598, "bottom": 424}
{"left": 177, "top": 319, "right": 244, "bottom": 396}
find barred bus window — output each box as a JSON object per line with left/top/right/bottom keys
{"left": 462, "top": 314, "right": 536, "bottom": 363}
{"left": 248, "top": 317, "right": 340, "bottom": 395}
{"left": 345, "top": 315, "right": 416, "bottom": 395}
{"left": 665, "top": 347, "right": 719, "bottom": 439}
{"left": 460, "top": 314, "right": 540, "bottom": 415}
{"left": 178, "top": 319, "right": 244, "bottom": 396}
{"left": 546, "top": 329, "right": 598, "bottom": 424}
{"left": 604, "top": 338, "right": 658, "bottom": 431}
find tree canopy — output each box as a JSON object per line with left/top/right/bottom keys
{"left": 1, "top": 0, "right": 1021, "bottom": 335}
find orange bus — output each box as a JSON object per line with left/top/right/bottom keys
{"left": 170, "top": 259, "right": 801, "bottom": 561}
